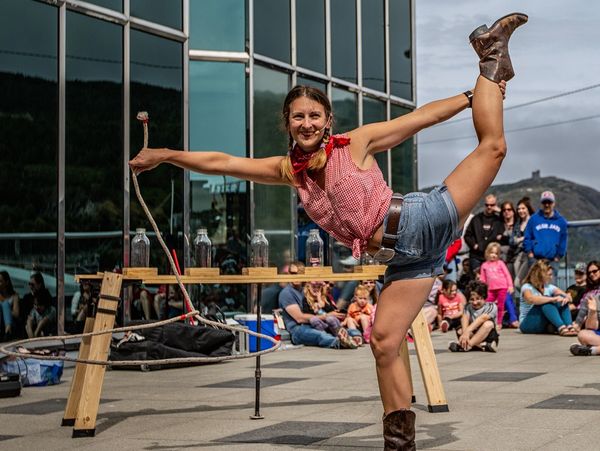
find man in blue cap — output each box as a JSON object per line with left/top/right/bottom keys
{"left": 523, "top": 190, "right": 568, "bottom": 275}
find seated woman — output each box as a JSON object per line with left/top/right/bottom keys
{"left": 573, "top": 261, "right": 600, "bottom": 330}
{"left": 0, "top": 271, "right": 20, "bottom": 340}
{"left": 519, "top": 260, "right": 577, "bottom": 336}
{"left": 304, "top": 281, "right": 342, "bottom": 337}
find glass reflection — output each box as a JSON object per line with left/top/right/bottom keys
{"left": 331, "top": 0, "right": 357, "bottom": 83}
{"left": 296, "top": 0, "right": 325, "bottom": 73}
{"left": 363, "top": 96, "right": 388, "bottom": 182}
{"left": 361, "top": 0, "right": 385, "bottom": 92}
{"left": 389, "top": 0, "right": 412, "bottom": 100}
{"left": 189, "top": 61, "right": 249, "bottom": 312}
{"left": 390, "top": 104, "right": 415, "bottom": 194}
{"left": 130, "top": 30, "right": 183, "bottom": 277}
{"left": 84, "top": 0, "right": 122, "bottom": 12}
{"left": 253, "top": 66, "right": 292, "bottom": 269}
{"left": 190, "top": 0, "right": 244, "bottom": 51}
{"left": 65, "top": 11, "right": 123, "bottom": 333}
{"left": 0, "top": 0, "right": 58, "bottom": 341}
{"left": 297, "top": 75, "right": 326, "bottom": 92}
{"left": 131, "top": 0, "right": 182, "bottom": 30}
{"left": 254, "top": 0, "right": 290, "bottom": 63}
{"left": 332, "top": 87, "right": 358, "bottom": 133}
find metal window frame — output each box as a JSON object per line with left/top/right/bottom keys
{"left": 57, "top": 1, "right": 66, "bottom": 335}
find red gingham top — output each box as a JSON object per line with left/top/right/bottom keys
{"left": 296, "top": 134, "right": 393, "bottom": 259}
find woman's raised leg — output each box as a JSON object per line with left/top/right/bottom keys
{"left": 444, "top": 75, "right": 507, "bottom": 227}
{"left": 370, "top": 277, "right": 436, "bottom": 412}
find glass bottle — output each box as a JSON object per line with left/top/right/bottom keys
{"left": 193, "top": 228, "right": 212, "bottom": 267}
{"left": 250, "top": 229, "right": 269, "bottom": 267}
{"left": 131, "top": 228, "right": 150, "bottom": 267}
{"left": 305, "top": 229, "right": 324, "bottom": 266}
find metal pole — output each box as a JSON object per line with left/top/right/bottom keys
{"left": 250, "top": 283, "right": 264, "bottom": 419}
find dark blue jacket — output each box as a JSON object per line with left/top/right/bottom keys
{"left": 523, "top": 209, "right": 568, "bottom": 259}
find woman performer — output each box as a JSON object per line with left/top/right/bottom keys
{"left": 130, "top": 13, "right": 528, "bottom": 450}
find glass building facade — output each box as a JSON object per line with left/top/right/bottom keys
{"left": 0, "top": 0, "right": 416, "bottom": 339}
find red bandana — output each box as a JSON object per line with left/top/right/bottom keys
{"left": 289, "top": 135, "right": 351, "bottom": 174}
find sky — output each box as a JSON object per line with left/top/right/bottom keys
{"left": 415, "top": 0, "right": 600, "bottom": 191}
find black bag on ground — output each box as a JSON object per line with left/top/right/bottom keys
{"left": 0, "top": 371, "right": 22, "bottom": 398}
{"left": 109, "top": 322, "right": 234, "bottom": 370}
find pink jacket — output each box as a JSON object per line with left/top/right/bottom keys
{"left": 480, "top": 260, "right": 513, "bottom": 291}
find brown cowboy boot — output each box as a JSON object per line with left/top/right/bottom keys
{"left": 469, "top": 13, "right": 528, "bottom": 82}
{"left": 382, "top": 409, "right": 416, "bottom": 450}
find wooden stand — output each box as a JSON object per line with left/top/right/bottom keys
{"left": 62, "top": 272, "right": 123, "bottom": 437}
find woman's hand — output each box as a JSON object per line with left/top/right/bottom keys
{"left": 129, "top": 147, "right": 167, "bottom": 175}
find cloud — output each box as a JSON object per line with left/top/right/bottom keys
{"left": 416, "top": 1, "right": 600, "bottom": 191}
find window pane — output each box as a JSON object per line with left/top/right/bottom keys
{"left": 332, "top": 87, "right": 357, "bottom": 133}
{"left": 363, "top": 96, "right": 388, "bottom": 182}
{"left": 390, "top": 104, "right": 415, "bottom": 193}
{"left": 253, "top": 65, "right": 291, "bottom": 268}
{"left": 84, "top": 0, "right": 122, "bottom": 12}
{"left": 361, "top": 0, "right": 385, "bottom": 92}
{"left": 65, "top": 12, "right": 123, "bottom": 306}
{"left": 131, "top": 0, "right": 182, "bottom": 30}
{"left": 297, "top": 75, "right": 326, "bottom": 92}
{"left": 254, "top": 0, "right": 290, "bottom": 63}
{"left": 190, "top": 0, "right": 244, "bottom": 51}
{"left": 296, "top": 0, "right": 325, "bottom": 73}
{"left": 0, "top": 0, "right": 58, "bottom": 340}
{"left": 389, "top": 0, "right": 412, "bottom": 99}
{"left": 331, "top": 0, "right": 357, "bottom": 83}
{"left": 130, "top": 30, "right": 183, "bottom": 277}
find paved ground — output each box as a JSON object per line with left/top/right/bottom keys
{"left": 2, "top": 329, "right": 600, "bottom": 450}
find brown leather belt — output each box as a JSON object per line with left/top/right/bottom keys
{"left": 381, "top": 194, "right": 404, "bottom": 249}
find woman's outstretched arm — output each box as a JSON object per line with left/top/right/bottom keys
{"left": 129, "top": 148, "right": 288, "bottom": 186}
{"left": 350, "top": 82, "right": 506, "bottom": 156}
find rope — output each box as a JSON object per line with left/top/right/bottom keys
{"left": 0, "top": 112, "right": 280, "bottom": 366}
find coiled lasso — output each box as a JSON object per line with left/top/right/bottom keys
{"left": 0, "top": 112, "right": 280, "bottom": 366}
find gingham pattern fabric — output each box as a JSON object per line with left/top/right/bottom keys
{"left": 297, "top": 134, "right": 393, "bottom": 258}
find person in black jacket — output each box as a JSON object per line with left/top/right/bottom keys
{"left": 464, "top": 194, "right": 504, "bottom": 271}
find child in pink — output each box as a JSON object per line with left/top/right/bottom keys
{"left": 480, "top": 242, "right": 514, "bottom": 328}
{"left": 437, "top": 279, "right": 466, "bottom": 333}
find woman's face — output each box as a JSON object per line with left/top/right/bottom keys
{"left": 362, "top": 280, "right": 375, "bottom": 293}
{"left": 588, "top": 264, "right": 600, "bottom": 283}
{"left": 543, "top": 268, "right": 554, "bottom": 284}
{"left": 517, "top": 203, "right": 529, "bottom": 220}
{"left": 502, "top": 204, "right": 514, "bottom": 222}
{"left": 308, "top": 281, "right": 324, "bottom": 296}
{"left": 288, "top": 97, "right": 330, "bottom": 152}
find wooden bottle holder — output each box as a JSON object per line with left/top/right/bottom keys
{"left": 184, "top": 267, "right": 221, "bottom": 277}
{"left": 122, "top": 267, "right": 158, "bottom": 278}
{"left": 241, "top": 267, "right": 278, "bottom": 277}
{"left": 299, "top": 266, "right": 333, "bottom": 276}
{"left": 352, "top": 265, "right": 387, "bottom": 274}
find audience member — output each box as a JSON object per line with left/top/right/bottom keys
{"left": 519, "top": 260, "right": 576, "bottom": 336}
{"left": 0, "top": 271, "right": 20, "bottom": 340}
{"left": 457, "top": 258, "right": 474, "bottom": 292}
{"left": 437, "top": 280, "right": 466, "bottom": 333}
{"left": 570, "top": 295, "right": 600, "bottom": 356}
{"left": 464, "top": 194, "right": 504, "bottom": 272}
{"left": 523, "top": 191, "right": 568, "bottom": 275}
{"left": 479, "top": 242, "right": 514, "bottom": 329}
{"left": 18, "top": 273, "right": 50, "bottom": 338}
{"left": 344, "top": 285, "right": 374, "bottom": 344}
{"left": 26, "top": 288, "right": 56, "bottom": 338}
{"left": 566, "top": 263, "right": 587, "bottom": 321}
{"left": 449, "top": 280, "right": 499, "bottom": 352}
{"left": 511, "top": 197, "right": 535, "bottom": 287}
{"left": 362, "top": 279, "right": 380, "bottom": 305}
{"left": 573, "top": 261, "right": 600, "bottom": 330}
{"left": 303, "top": 281, "right": 347, "bottom": 340}
{"left": 499, "top": 201, "right": 516, "bottom": 264}
{"left": 70, "top": 281, "right": 95, "bottom": 332}
{"left": 278, "top": 261, "right": 356, "bottom": 349}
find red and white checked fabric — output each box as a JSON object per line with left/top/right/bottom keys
{"left": 297, "top": 134, "right": 393, "bottom": 259}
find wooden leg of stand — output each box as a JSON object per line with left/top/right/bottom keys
{"left": 411, "top": 310, "right": 449, "bottom": 412}
{"left": 72, "top": 272, "right": 123, "bottom": 438}
{"left": 399, "top": 338, "right": 415, "bottom": 403}
{"left": 62, "top": 316, "right": 95, "bottom": 426}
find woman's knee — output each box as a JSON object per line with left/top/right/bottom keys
{"left": 370, "top": 330, "right": 403, "bottom": 363}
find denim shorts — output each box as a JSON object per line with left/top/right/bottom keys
{"left": 383, "top": 184, "right": 460, "bottom": 285}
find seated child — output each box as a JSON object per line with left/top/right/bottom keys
{"left": 26, "top": 289, "right": 57, "bottom": 338}
{"left": 343, "top": 285, "right": 374, "bottom": 343}
{"left": 437, "top": 279, "right": 466, "bottom": 333}
{"left": 449, "top": 280, "right": 499, "bottom": 353}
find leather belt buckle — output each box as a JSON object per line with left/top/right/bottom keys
{"left": 373, "top": 194, "right": 403, "bottom": 264}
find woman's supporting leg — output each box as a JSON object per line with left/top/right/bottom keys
{"left": 444, "top": 76, "right": 506, "bottom": 227}
{"left": 370, "top": 277, "right": 436, "bottom": 413}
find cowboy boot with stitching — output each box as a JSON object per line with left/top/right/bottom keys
{"left": 383, "top": 409, "right": 416, "bottom": 451}
{"left": 469, "top": 13, "right": 528, "bottom": 83}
